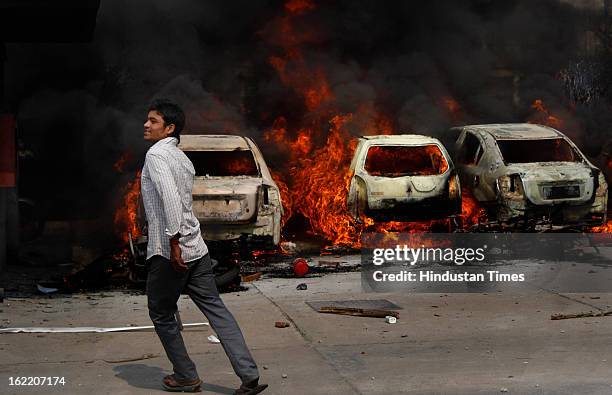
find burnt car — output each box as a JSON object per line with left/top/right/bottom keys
{"left": 178, "top": 135, "right": 283, "bottom": 247}
{"left": 451, "top": 123, "right": 608, "bottom": 227}
{"left": 347, "top": 135, "right": 461, "bottom": 221}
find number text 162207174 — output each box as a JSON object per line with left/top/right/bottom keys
{"left": 9, "top": 377, "right": 66, "bottom": 386}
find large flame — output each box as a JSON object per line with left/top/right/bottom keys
{"left": 114, "top": 168, "right": 142, "bottom": 245}
{"left": 289, "top": 114, "right": 361, "bottom": 245}
{"left": 592, "top": 221, "right": 612, "bottom": 232}
{"left": 260, "top": 0, "right": 488, "bottom": 248}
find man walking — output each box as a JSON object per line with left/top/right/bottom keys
{"left": 141, "top": 99, "right": 267, "bottom": 394}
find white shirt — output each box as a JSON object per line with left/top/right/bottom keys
{"left": 141, "top": 137, "right": 208, "bottom": 261}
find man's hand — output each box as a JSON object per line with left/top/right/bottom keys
{"left": 169, "top": 234, "right": 188, "bottom": 273}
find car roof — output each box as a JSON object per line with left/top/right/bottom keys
{"left": 360, "top": 134, "right": 443, "bottom": 145}
{"left": 178, "top": 134, "right": 253, "bottom": 151}
{"left": 459, "top": 123, "right": 562, "bottom": 139}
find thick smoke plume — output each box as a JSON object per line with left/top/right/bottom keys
{"left": 5, "top": 0, "right": 611, "bottom": 246}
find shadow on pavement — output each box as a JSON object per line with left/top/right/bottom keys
{"left": 113, "top": 364, "right": 167, "bottom": 391}
{"left": 113, "top": 363, "right": 234, "bottom": 393}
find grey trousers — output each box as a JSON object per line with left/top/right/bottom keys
{"left": 146, "top": 254, "right": 259, "bottom": 383}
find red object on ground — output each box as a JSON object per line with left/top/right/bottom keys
{"left": 293, "top": 258, "right": 309, "bottom": 277}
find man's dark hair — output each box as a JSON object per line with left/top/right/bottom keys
{"left": 148, "top": 99, "right": 185, "bottom": 142}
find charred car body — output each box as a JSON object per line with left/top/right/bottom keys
{"left": 348, "top": 135, "right": 461, "bottom": 221}
{"left": 178, "top": 135, "right": 283, "bottom": 247}
{"left": 452, "top": 124, "right": 607, "bottom": 228}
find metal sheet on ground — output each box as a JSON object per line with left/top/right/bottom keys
{"left": 306, "top": 299, "right": 402, "bottom": 312}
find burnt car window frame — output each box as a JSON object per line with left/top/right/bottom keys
{"left": 185, "top": 148, "right": 261, "bottom": 177}
{"left": 457, "top": 131, "right": 484, "bottom": 166}
{"left": 494, "top": 137, "right": 583, "bottom": 165}
{"left": 360, "top": 143, "right": 450, "bottom": 177}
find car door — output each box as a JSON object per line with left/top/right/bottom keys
{"left": 455, "top": 130, "right": 487, "bottom": 201}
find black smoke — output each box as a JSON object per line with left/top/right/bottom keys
{"left": 4, "top": 0, "right": 610, "bottom": 245}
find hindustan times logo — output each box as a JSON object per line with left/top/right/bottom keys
{"left": 372, "top": 245, "right": 487, "bottom": 266}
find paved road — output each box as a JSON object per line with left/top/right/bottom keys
{"left": 1, "top": 270, "right": 612, "bottom": 394}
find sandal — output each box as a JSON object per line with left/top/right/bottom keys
{"left": 162, "top": 374, "right": 202, "bottom": 392}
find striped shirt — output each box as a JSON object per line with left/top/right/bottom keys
{"left": 141, "top": 137, "right": 208, "bottom": 261}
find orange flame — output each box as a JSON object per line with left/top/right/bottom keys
{"left": 442, "top": 96, "right": 461, "bottom": 114}
{"left": 285, "top": 0, "right": 315, "bottom": 14}
{"left": 114, "top": 171, "right": 142, "bottom": 245}
{"left": 287, "top": 114, "right": 362, "bottom": 246}
{"left": 225, "top": 156, "right": 258, "bottom": 174}
{"left": 459, "top": 188, "right": 487, "bottom": 227}
{"left": 361, "top": 110, "right": 394, "bottom": 136}
{"left": 113, "top": 151, "right": 132, "bottom": 173}
{"left": 260, "top": 0, "right": 486, "bottom": 248}
{"left": 267, "top": 1, "right": 332, "bottom": 112}
{"left": 364, "top": 145, "right": 449, "bottom": 177}
{"left": 270, "top": 170, "right": 293, "bottom": 227}
{"left": 262, "top": 2, "right": 362, "bottom": 246}
{"left": 529, "top": 99, "right": 561, "bottom": 128}
{"left": 592, "top": 222, "right": 612, "bottom": 232}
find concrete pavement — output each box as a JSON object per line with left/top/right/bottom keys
{"left": 1, "top": 271, "right": 612, "bottom": 394}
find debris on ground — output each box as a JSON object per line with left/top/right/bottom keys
{"left": 318, "top": 306, "right": 400, "bottom": 319}
{"left": 103, "top": 353, "right": 159, "bottom": 363}
{"left": 293, "top": 258, "right": 309, "bottom": 277}
{"left": 275, "top": 321, "right": 290, "bottom": 328}
{"left": 281, "top": 373, "right": 288, "bottom": 379}
{"left": 36, "top": 284, "right": 59, "bottom": 294}
{"left": 296, "top": 283, "right": 307, "bottom": 291}
{"left": 551, "top": 310, "right": 612, "bottom": 320}
{"left": 385, "top": 315, "right": 397, "bottom": 324}
{"left": 0, "top": 323, "right": 209, "bottom": 333}
{"left": 239, "top": 253, "right": 360, "bottom": 279}
{"left": 207, "top": 335, "right": 221, "bottom": 344}
{"left": 306, "top": 299, "right": 401, "bottom": 313}
{"left": 280, "top": 241, "right": 297, "bottom": 254}
{"left": 241, "top": 272, "right": 262, "bottom": 282}
{"left": 318, "top": 260, "right": 339, "bottom": 269}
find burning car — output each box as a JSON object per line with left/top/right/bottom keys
{"left": 178, "top": 135, "right": 283, "bottom": 247}
{"left": 451, "top": 123, "right": 608, "bottom": 228}
{"left": 347, "top": 135, "right": 461, "bottom": 221}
